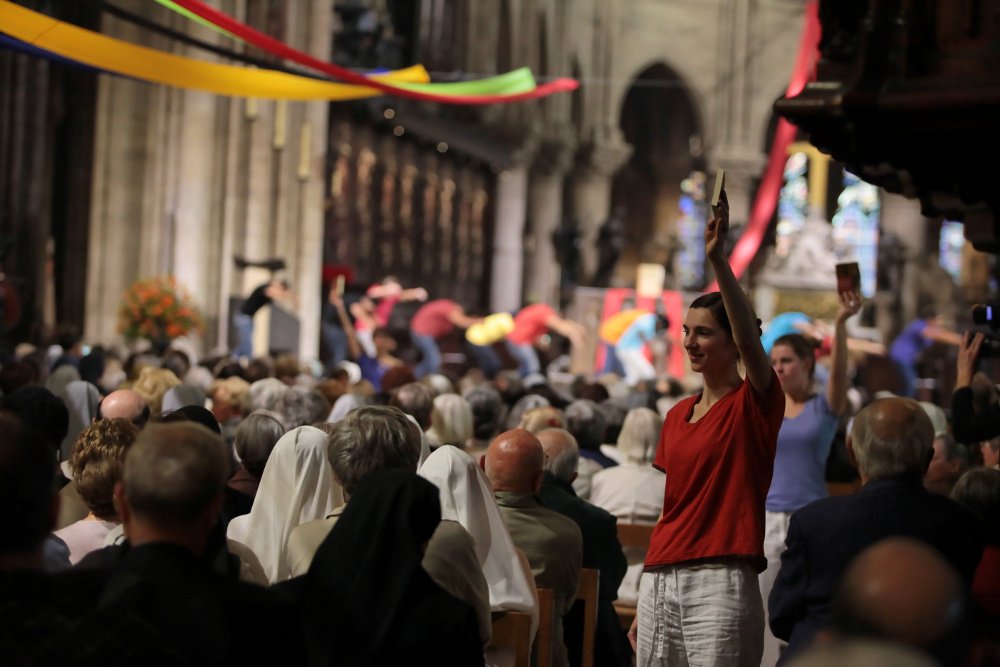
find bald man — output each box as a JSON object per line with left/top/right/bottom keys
{"left": 485, "top": 428, "right": 582, "bottom": 667}
{"left": 830, "top": 537, "right": 968, "bottom": 664}
{"left": 769, "top": 398, "right": 984, "bottom": 662}
{"left": 96, "top": 389, "right": 150, "bottom": 428}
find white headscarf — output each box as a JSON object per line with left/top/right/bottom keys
{"left": 227, "top": 425, "right": 343, "bottom": 583}
{"left": 418, "top": 446, "right": 535, "bottom": 613}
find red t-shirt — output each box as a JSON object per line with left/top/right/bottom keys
{"left": 645, "top": 370, "right": 784, "bottom": 572}
{"left": 507, "top": 304, "right": 555, "bottom": 345}
{"left": 411, "top": 299, "right": 458, "bottom": 339}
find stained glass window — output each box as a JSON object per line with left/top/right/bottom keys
{"left": 939, "top": 220, "right": 964, "bottom": 283}
{"left": 675, "top": 170, "right": 707, "bottom": 289}
{"left": 831, "top": 171, "right": 880, "bottom": 297}
{"left": 775, "top": 152, "right": 809, "bottom": 258}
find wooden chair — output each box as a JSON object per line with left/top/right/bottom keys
{"left": 533, "top": 587, "right": 554, "bottom": 667}
{"left": 575, "top": 568, "right": 600, "bottom": 667}
{"left": 826, "top": 480, "right": 862, "bottom": 496}
{"left": 614, "top": 522, "right": 655, "bottom": 630}
{"left": 488, "top": 610, "right": 533, "bottom": 667}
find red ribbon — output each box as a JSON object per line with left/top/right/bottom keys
{"left": 168, "top": 0, "right": 579, "bottom": 105}
{"left": 708, "top": 0, "right": 821, "bottom": 290}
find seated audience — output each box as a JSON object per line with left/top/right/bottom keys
{"left": 160, "top": 383, "right": 206, "bottom": 414}
{"left": 209, "top": 375, "right": 250, "bottom": 445}
{"left": 418, "top": 446, "right": 538, "bottom": 629}
{"left": 829, "top": 537, "right": 970, "bottom": 666}
{"left": 224, "top": 411, "right": 285, "bottom": 521}
{"left": 130, "top": 366, "right": 181, "bottom": 415}
{"left": 924, "top": 433, "right": 970, "bottom": 496}
{"left": 518, "top": 405, "right": 565, "bottom": 434}
{"left": 227, "top": 425, "right": 343, "bottom": 583}
{"left": 769, "top": 397, "right": 985, "bottom": 661}
{"left": 286, "top": 407, "right": 490, "bottom": 642}
{"left": 105, "top": 421, "right": 300, "bottom": 663}
{"left": 296, "top": 470, "right": 484, "bottom": 666}
{"left": 54, "top": 419, "right": 138, "bottom": 564}
{"left": 564, "top": 399, "right": 612, "bottom": 499}
{"left": 58, "top": 380, "right": 101, "bottom": 462}
{"left": 537, "top": 428, "right": 630, "bottom": 666}
{"left": 426, "top": 393, "right": 474, "bottom": 449}
{"left": 96, "top": 388, "right": 150, "bottom": 427}
{"left": 485, "top": 428, "right": 582, "bottom": 667}
{"left": 950, "top": 467, "right": 1000, "bottom": 616}
{"left": 590, "top": 407, "right": 665, "bottom": 523}
{"left": 465, "top": 385, "right": 506, "bottom": 457}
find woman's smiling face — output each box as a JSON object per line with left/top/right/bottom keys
{"left": 683, "top": 308, "right": 738, "bottom": 375}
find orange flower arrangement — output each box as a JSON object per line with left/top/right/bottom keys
{"left": 118, "top": 276, "right": 202, "bottom": 344}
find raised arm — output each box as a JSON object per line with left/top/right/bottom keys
{"left": 826, "top": 289, "right": 862, "bottom": 416}
{"left": 707, "top": 188, "right": 771, "bottom": 393}
{"left": 447, "top": 306, "right": 483, "bottom": 330}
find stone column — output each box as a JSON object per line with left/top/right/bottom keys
{"left": 524, "top": 140, "right": 575, "bottom": 306}
{"left": 490, "top": 165, "right": 529, "bottom": 313}
{"left": 879, "top": 192, "right": 928, "bottom": 329}
{"left": 569, "top": 140, "right": 632, "bottom": 283}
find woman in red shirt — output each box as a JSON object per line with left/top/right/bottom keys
{"left": 628, "top": 188, "right": 785, "bottom": 666}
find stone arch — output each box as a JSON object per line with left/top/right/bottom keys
{"left": 609, "top": 62, "right": 703, "bottom": 286}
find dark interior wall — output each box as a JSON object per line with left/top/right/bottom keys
{"left": 0, "top": 1, "right": 99, "bottom": 346}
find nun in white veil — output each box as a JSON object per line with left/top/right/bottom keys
{"left": 418, "top": 446, "right": 538, "bottom": 630}
{"left": 227, "top": 425, "right": 344, "bottom": 584}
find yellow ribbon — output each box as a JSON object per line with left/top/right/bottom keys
{"left": 0, "top": 0, "right": 428, "bottom": 100}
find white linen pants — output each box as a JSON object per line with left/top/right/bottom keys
{"left": 758, "top": 511, "right": 792, "bottom": 667}
{"left": 637, "top": 563, "right": 764, "bottom": 667}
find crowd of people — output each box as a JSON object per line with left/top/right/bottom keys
{"left": 1, "top": 188, "right": 999, "bottom": 666}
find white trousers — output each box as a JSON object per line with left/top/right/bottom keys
{"left": 758, "top": 511, "right": 792, "bottom": 667}
{"left": 617, "top": 346, "right": 656, "bottom": 386}
{"left": 637, "top": 563, "right": 764, "bottom": 667}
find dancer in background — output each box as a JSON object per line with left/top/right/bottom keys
{"left": 505, "top": 303, "right": 585, "bottom": 377}
{"left": 409, "top": 299, "right": 483, "bottom": 378}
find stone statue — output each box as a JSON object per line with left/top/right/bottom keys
{"left": 592, "top": 206, "right": 627, "bottom": 287}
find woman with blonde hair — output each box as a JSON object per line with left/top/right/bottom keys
{"left": 426, "top": 393, "right": 473, "bottom": 449}
{"left": 131, "top": 366, "right": 181, "bottom": 415}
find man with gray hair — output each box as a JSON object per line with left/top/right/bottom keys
{"left": 105, "top": 422, "right": 299, "bottom": 663}
{"left": 284, "top": 406, "right": 491, "bottom": 644}
{"left": 537, "top": 428, "right": 630, "bottom": 666}
{"left": 769, "top": 397, "right": 984, "bottom": 661}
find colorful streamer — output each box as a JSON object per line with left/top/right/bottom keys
{"left": 164, "top": 0, "right": 580, "bottom": 104}
{"left": 0, "top": 0, "right": 428, "bottom": 100}
{"left": 708, "top": 0, "right": 821, "bottom": 290}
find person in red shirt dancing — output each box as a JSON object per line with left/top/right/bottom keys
{"left": 628, "top": 187, "right": 785, "bottom": 666}
{"left": 409, "top": 299, "right": 484, "bottom": 378}
{"left": 505, "top": 304, "right": 585, "bottom": 378}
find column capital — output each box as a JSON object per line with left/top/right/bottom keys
{"left": 533, "top": 138, "right": 577, "bottom": 177}
{"left": 574, "top": 138, "right": 633, "bottom": 179}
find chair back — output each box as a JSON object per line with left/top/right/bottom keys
{"left": 533, "top": 587, "right": 554, "bottom": 667}
{"left": 575, "top": 568, "right": 600, "bottom": 667}
{"left": 489, "top": 611, "right": 533, "bottom": 667}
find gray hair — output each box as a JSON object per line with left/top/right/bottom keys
{"left": 850, "top": 398, "right": 933, "bottom": 479}
{"left": 278, "top": 386, "right": 330, "bottom": 429}
{"left": 428, "top": 393, "right": 473, "bottom": 446}
{"left": 616, "top": 407, "right": 661, "bottom": 464}
{"left": 124, "top": 423, "right": 228, "bottom": 523}
{"left": 390, "top": 382, "right": 435, "bottom": 430}
{"left": 564, "top": 400, "right": 606, "bottom": 452}
{"left": 538, "top": 428, "right": 580, "bottom": 483}
{"left": 327, "top": 405, "right": 421, "bottom": 496}
{"left": 234, "top": 411, "right": 286, "bottom": 478}
{"left": 244, "top": 378, "right": 287, "bottom": 414}
{"left": 934, "top": 434, "right": 970, "bottom": 469}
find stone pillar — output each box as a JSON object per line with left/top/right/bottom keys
{"left": 490, "top": 165, "right": 529, "bottom": 313}
{"left": 879, "top": 192, "right": 927, "bottom": 331}
{"left": 525, "top": 140, "right": 574, "bottom": 305}
{"left": 570, "top": 140, "right": 632, "bottom": 283}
